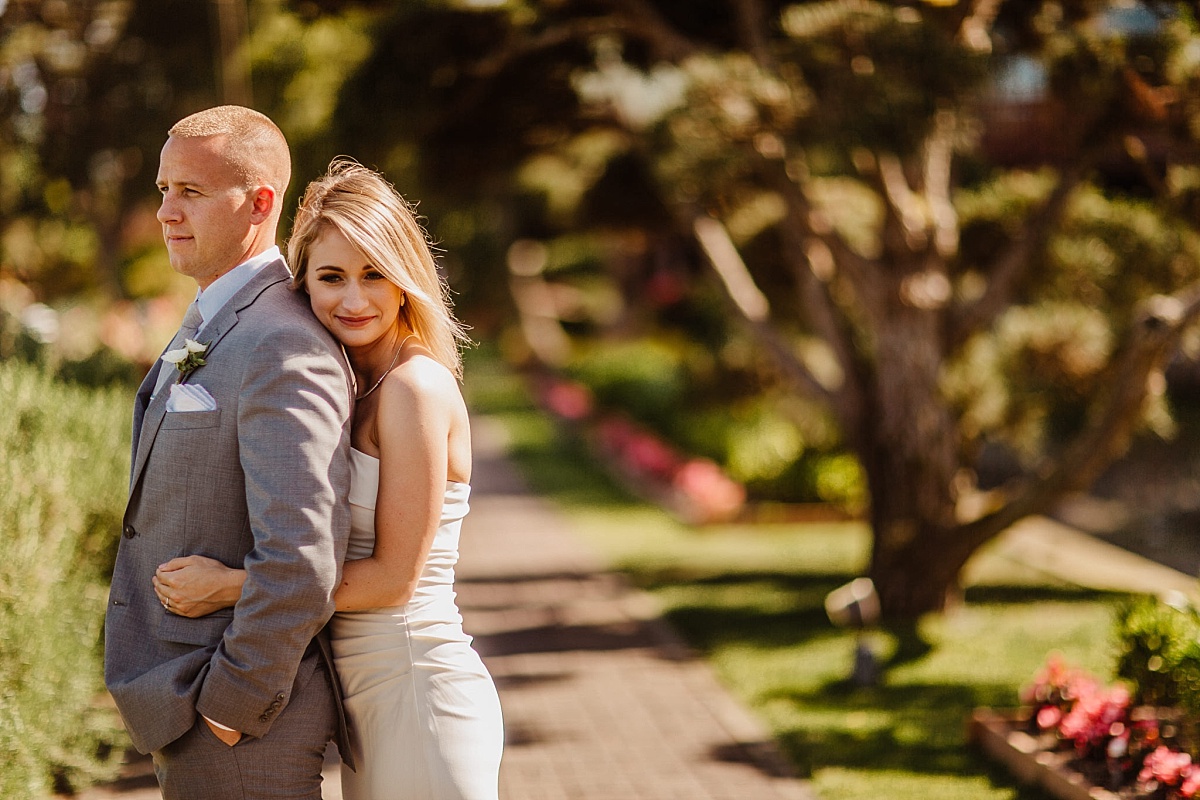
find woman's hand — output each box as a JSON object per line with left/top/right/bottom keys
{"left": 154, "top": 555, "right": 245, "bottom": 618}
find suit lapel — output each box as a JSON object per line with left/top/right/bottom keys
{"left": 128, "top": 260, "right": 292, "bottom": 493}
{"left": 128, "top": 365, "right": 160, "bottom": 494}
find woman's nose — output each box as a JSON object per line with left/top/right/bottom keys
{"left": 341, "top": 281, "right": 369, "bottom": 312}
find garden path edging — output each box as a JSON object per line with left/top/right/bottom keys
{"left": 969, "top": 708, "right": 1120, "bottom": 800}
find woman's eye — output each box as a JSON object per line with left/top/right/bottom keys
{"left": 365, "top": 271, "right": 386, "bottom": 281}
{"left": 318, "top": 274, "right": 342, "bottom": 283}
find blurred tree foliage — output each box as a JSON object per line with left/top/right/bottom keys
{"left": 0, "top": 0, "right": 373, "bottom": 364}
{"left": 0, "top": 0, "right": 214, "bottom": 301}
{"left": 303, "top": 0, "right": 1200, "bottom": 619}
{"left": 10, "top": 0, "right": 1200, "bottom": 619}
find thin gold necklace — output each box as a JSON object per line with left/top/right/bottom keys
{"left": 355, "top": 334, "right": 415, "bottom": 401}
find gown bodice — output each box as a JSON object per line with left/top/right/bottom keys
{"left": 345, "top": 447, "right": 470, "bottom": 610}
{"left": 331, "top": 448, "right": 502, "bottom": 800}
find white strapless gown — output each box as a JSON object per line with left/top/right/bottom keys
{"left": 330, "top": 449, "right": 503, "bottom": 800}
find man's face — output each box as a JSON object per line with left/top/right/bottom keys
{"left": 155, "top": 135, "right": 256, "bottom": 288}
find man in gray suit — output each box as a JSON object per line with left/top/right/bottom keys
{"left": 105, "top": 105, "right": 352, "bottom": 799}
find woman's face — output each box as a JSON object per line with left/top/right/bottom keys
{"left": 304, "top": 227, "right": 405, "bottom": 350}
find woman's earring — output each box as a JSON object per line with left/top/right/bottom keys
{"left": 400, "top": 293, "right": 406, "bottom": 307}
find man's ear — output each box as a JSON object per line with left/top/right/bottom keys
{"left": 249, "top": 186, "right": 277, "bottom": 223}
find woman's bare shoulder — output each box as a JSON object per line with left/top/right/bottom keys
{"left": 377, "top": 353, "right": 464, "bottom": 414}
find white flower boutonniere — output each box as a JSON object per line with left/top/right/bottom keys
{"left": 161, "top": 338, "right": 209, "bottom": 383}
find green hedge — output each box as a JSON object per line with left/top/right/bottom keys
{"left": 0, "top": 359, "right": 131, "bottom": 797}
{"left": 1113, "top": 593, "right": 1200, "bottom": 752}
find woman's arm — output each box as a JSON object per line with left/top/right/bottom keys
{"left": 154, "top": 555, "right": 245, "bottom": 618}
{"left": 160, "top": 355, "right": 469, "bottom": 615}
{"left": 334, "top": 355, "right": 465, "bottom": 612}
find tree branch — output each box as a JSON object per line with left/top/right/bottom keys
{"left": 956, "top": 280, "right": 1200, "bottom": 551}
{"left": 728, "top": 0, "right": 775, "bottom": 69}
{"left": 949, "top": 166, "right": 1084, "bottom": 349}
{"left": 781, "top": 226, "right": 871, "bottom": 433}
{"left": 690, "top": 213, "right": 837, "bottom": 404}
{"left": 923, "top": 110, "right": 959, "bottom": 260}
{"left": 601, "top": 0, "right": 703, "bottom": 61}
{"left": 757, "top": 157, "right": 880, "bottom": 292}
{"left": 955, "top": 0, "right": 1004, "bottom": 52}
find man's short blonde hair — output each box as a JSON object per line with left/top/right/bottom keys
{"left": 169, "top": 105, "right": 291, "bottom": 199}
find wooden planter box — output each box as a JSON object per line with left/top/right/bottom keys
{"left": 968, "top": 708, "right": 1122, "bottom": 800}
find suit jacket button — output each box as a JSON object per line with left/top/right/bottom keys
{"left": 122, "top": 524, "right": 136, "bottom": 539}
{"left": 259, "top": 714, "right": 269, "bottom": 723}
{"left": 275, "top": 692, "right": 286, "bottom": 701}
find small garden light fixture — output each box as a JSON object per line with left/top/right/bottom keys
{"left": 825, "top": 577, "right": 882, "bottom": 686}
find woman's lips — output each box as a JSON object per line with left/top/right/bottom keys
{"left": 337, "top": 316, "right": 374, "bottom": 327}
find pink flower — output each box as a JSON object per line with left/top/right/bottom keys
{"left": 1021, "top": 652, "right": 1095, "bottom": 708}
{"left": 1182, "top": 766, "right": 1200, "bottom": 798}
{"left": 1035, "top": 705, "right": 1062, "bottom": 731}
{"left": 671, "top": 458, "right": 746, "bottom": 523}
{"left": 622, "top": 431, "right": 682, "bottom": 478}
{"left": 1139, "top": 746, "right": 1192, "bottom": 787}
{"left": 542, "top": 380, "right": 594, "bottom": 421}
{"left": 1058, "top": 684, "right": 1130, "bottom": 755}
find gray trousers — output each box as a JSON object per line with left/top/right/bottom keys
{"left": 151, "top": 656, "right": 336, "bottom": 800}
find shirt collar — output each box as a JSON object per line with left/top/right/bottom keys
{"left": 194, "top": 246, "right": 282, "bottom": 328}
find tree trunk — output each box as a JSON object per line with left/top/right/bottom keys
{"left": 858, "top": 297, "right": 964, "bottom": 619}
{"left": 868, "top": 523, "right": 973, "bottom": 618}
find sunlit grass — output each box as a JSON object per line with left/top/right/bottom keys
{"left": 465, "top": 355, "right": 1130, "bottom": 800}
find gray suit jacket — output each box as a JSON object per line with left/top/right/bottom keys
{"left": 105, "top": 260, "right": 352, "bottom": 758}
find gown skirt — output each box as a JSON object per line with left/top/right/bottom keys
{"left": 330, "top": 449, "right": 503, "bottom": 800}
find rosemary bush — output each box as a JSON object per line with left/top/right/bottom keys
{"left": 0, "top": 359, "right": 130, "bottom": 797}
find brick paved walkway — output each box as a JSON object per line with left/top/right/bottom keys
{"left": 69, "top": 416, "right": 813, "bottom": 800}
{"left": 452, "top": 418, "right": 813, "bottom": 800}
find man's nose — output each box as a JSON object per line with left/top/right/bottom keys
{"left": 157, "top": 194, "right": 180, "bottom": 224}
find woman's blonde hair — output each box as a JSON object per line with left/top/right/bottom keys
{"left": 288, "top": 158, "right": 469, "bottom": 378}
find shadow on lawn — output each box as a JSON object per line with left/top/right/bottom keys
{"left": 645, "top": 568, "right": 1113, "bottom": 652}
{"left": 769, "top": 679, "right": 1057, "bottom": 799}
{"left": 640, "top": 568, "right": 1116, "bottom": 799}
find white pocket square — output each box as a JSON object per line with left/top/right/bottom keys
{"left": 166, "top": 383, "right": 217, "bottom": 412}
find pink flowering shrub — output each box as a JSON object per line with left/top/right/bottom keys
{"left": 592, "top": 416, "right": 745, "bottom": 522}
{"left": 539, "top": 378, "right": 594, "bottom": 422}
{"left": 1139, "top": 745, "right": 1200, "bottom": 797}
{"left": 670, "top": 458, "right": 746, "bottom": 524}
{"left": 1021, "top": 652, "right": 1099, "bottom": 721}
{"left": 1019, "top": 654, "right": 1200, "bottom": 797}
{"left": 537, "top": 374, "right": 747, "bottom": 523}
{"left": 1058, "top": 683, "right": 1131, "bottom": 757}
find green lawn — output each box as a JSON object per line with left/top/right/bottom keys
{"left": 465, "top": 358, "right": 1129, "bottom": 800}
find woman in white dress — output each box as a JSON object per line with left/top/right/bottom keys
{"left": 152, "top": 159, "right": 503, "bottom": 800}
